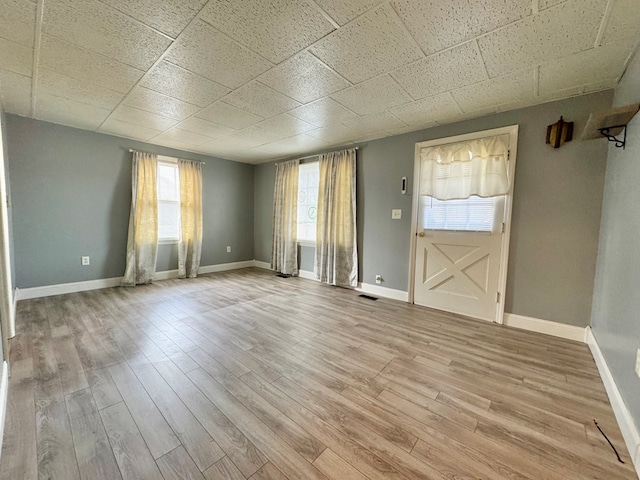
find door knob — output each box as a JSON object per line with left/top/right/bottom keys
{"left": 418, "top": 232, "right": 425, "bottom": 237}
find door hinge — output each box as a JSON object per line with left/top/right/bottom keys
{"left": 496, "top": 292, "right": 500, "bottom": 303}
{"left": 507, "top": 149, "right": 511, "bottom": 160}
{"left": 501, "top": 222, "right": 505, "bottom": 233}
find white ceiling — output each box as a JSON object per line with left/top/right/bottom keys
{"left": 0, "top": 0, "right": 638, "bottom": 164}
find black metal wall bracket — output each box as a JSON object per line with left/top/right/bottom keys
{"left": 599, "top": 125, "right": 627, "bottom": 149}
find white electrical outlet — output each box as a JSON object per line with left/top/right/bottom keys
{"left": 391, "top": 209, "right": 402, "bottom": 220}
{"left": 226, "top": 246, "right": 231, "bottom": 253}
{"left": 375, "top": 274, "right": 382, "bottom": 284}
{"left": 81, "top": 256, "right": 90, "bottom": 266}
{"left": 635, "top": 349, "right": 640, "bottom": 378}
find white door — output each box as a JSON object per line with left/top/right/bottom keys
{"left": 410, "top": 126, "right": 518, "bottom": 323}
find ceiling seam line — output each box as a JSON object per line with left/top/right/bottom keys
{"left": 30, "top": 0, "right": 45, "bottom": 117}
{"left": 595, "top": 0, "right": 615, "bottom": 47}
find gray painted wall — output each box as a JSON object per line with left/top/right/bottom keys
{"left": 254, "top": 91, "right": 613, "bottom": 327}
{"left": 591, "top": 47, "right": 640, "bottom": 432}
{"left": 6, "top": 115, "right": 254, "bottom": 288}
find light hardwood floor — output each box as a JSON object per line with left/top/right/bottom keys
{"left": 0, "top": 267, "right": 636, "bottom": 480}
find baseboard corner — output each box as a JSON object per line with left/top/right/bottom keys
{"left": 252, "top": 260, "right": 273, "bottom": 270}
{"left": 356, "top": 282, "right": 409, "bottom": 302}
{"left": 503, "top": 313, "right": 587, "bottom": 343}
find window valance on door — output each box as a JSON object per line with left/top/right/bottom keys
{"left": 419, "top": 134, "right": 510, "bottom": 200}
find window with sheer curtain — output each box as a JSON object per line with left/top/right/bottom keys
{"left": 157, "top": 160, "right": 180, "bottom": 242}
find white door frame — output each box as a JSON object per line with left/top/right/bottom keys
{"left": 0, "top": 115, "right": 13, "bottom": 358}
{"left": 407, "top": 125, "right": 519, "bottom": 324}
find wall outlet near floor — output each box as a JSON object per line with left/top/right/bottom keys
{"left": 375, "top": 274, "right": 382, "bottom": 284}
{"left": 226, "top": 246, "right": 231, "bottom": 253}
{"left": 635, "top": 349, "right": 640, "bottom": 378}
{"left": 81, "top": 256, "right": 90, "bottom": 266}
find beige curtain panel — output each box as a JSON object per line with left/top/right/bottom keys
{"left": 271, "top": 159, "right": 299, "bottom": 275}
{"left": 420, "top": 134, "right": 510, "bottom": 200}
{"left": 178, "top": 159, "right": 203, "bottom": 279}
{"left": 316, "top": 148, "right": 358, "bottom": 287}
{"left": 122, "top": 152, "right": 158, "bottom": 286}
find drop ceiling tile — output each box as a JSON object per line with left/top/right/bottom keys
{"left": 141, "top": 61, "right": 230, "bottom": 108}
{"left": 231, "top": 114, "right": 316, "bottom": 146}
{"left": 539, "top": 44, "right": 632, "bottom": 95}
{"left": 258, "top": 52, "right": 351, "bottom": 104}
{"left": 0, "top": 37, "right": 32, "bottom": 77}
{"left": 313, "top": 0, "right": 387, "bottom": 25}
{"left": 153, "top": 137, "right": 197, "bottom": 152}
{"left": 289, "top": 97, "right": 358, "bottom": 127}
{"left": 166, "top": 20, "right": 273, "bottom": 89}
{"left": 98, "top": 0, "right": 207, "bottom": 38}
{"left": 110, "top": 105, "right": 180, "bottom": 131}
{"left": 341, "top": 110, "right": 406, "bottom": 134}
{"left": 200, "top": 0, "right": 334, "bottom": 64}
{"left": 175, "top": 117, "right": 235, "bottom": 140}
{"left": 309, "top": 4, "right": 423, "bottom": 84}
{"left": 539, "top": 0, "right": 565, "bottom": 9}
{"left": 331, "top": 75, "right": 411, "bottom": 115}
{"left": 389, "top": 93, "right": 462, "bottom": 125}
{"left": 35, "top": 94, "right": 111, "bottom": 130}
{"left": 40, "top": 35, "right": 144, "bottom": 93}
{"left": 195, "top": 102, "right": 263, "bottom": 130}
{"left": 0, "top": 68, "right": 32, "bottom": 117}
{"left": 124, "top": 87, "right": 200, "bottom": 121}
{"left": 222, "top": 82, "right": 301, "bottom": 119}
{"left": 477, "top": 0, "right": 607, "bottom": 77}
{"left": 305, "top": 124, "right": 359, "bottom": 144}
{"left": 451, "top": 69, "right": 533, "bottom": 113}
{"left": 205, "top": 132, "right": 269, "bottom": 150}
{"left": 251, "top": 134, "right": 326, "bottom": 156}
{"left": 38, "top": 68, "right": 124, "bottom": 109}
{"left": 581, "top": 77, "right": 618, "bottom": 94}
{"left": 231, "top": 124, "right": 289, "bottom": 146}
{"left": 601, "top": 0, "right": 640, "bottom": 46}
{"left": 0, "top": 0, "right": 37, "bottom": 47}
{"left": 391, "top": 0, "right": 531, "bottom": 56}
{"left": 391, "top": 41, "right": 486, "bottom": 99}
{"left": 99, "top": 118, "right": 163, "bottom": 141}
{"left": 43, "top": 0, "right": 172, "bottom": 70}
{"left": 152, "top": 128, "right": 212, "bottom": 147}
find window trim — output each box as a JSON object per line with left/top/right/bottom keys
{"left": 157, "top": 157, "right": 181, "bottom": 243}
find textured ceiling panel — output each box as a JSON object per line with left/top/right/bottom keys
{"left": 602, "top": 0, "right": 640, "bottom": 46}
{"left": 43, "top": 0, "right": 172, "bottom": 70}
{"left": 200, "top": 0, "right": 334, "bottom": 63}
{"left": 39, "top": 36, "right": 145, "bottom": 94}
{"left": 98, "top": 0, "right": 207, "bottom": 38}
{"left": 0, "top": 68, "right": 32, "bottom": 117}
{"left": 309, "top": 4, "right": 423, "bottom": 83}
{"left": 331, "top": 74, "right": 411, "bottom": 115}
{"left": 451, "top": 69, "right": 534, "bottom": 113}
{"left": 306, "top": 124, "right": 358, "bottom": 144}
{"left": 392, "top": 0, "right": 531, "bottom": 55}
{"left": 38, "top": 68, "right": 124, "bottom": 109}
{"left": 222, "top": 82, "right": 301, "bottom": 119}
{"left": 258, "top": 52, "right": 351, "bottom": 104}
{"left": 124, "top": 87, "right": 200, "bottom": 121}
{"left": 166, "top": 21, "right": 273, "bottom": 89}
{"left": 110, "top": 105, "right": 180, "bottom": 131}
{"left": 313, "top": 0, "right": 386, "bottom": 25}
{"left": 250, "top": 133, "right": 326, "bottom": 157}
{"left": 195, "top": 102, "right": 263, "bottom": 130}
{"left": 389, "top": 93, "right": 462, "bottom": 126}
{"left": 0, "top": 0, "right": 37, "bottom": 47}
{"left": 539, "top": 44, "right": 632, "bottom": 95}
{"left": 175, "top": 117, "right": 235, "bottom": 140}
{"left": 391, "top": 41, "right": 486, "bottom": 100}
{"left": 539, "top": 0, "right": 565, "bottom": 9}
{"left": 35, "top": 94, "right": 111, "bottom": 130}
{"left": 141, "top": 61, "right": 230, "bottom": 108}
{"left": 289, "top": 97, "right": 358, "bottom": 127}
{"left": 99, "top": 118, "right": 163, "bottom": 141}
{"left": 0, "top": 37, "right": 33, "bottom": 77}
{"left": 478, "top": 0, "right": 607, "bottom": 77}
{"left": 152, "top": 127, "right": 213, "bottom": 147}
{"left": 342, "top": 110, "right": 406, "bottom": 134}
{"left": 254, "top": 114, "right": 317, "bottom": 138}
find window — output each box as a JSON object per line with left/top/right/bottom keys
{"left": 297, "top": 162, "right": 319, "bottom": 243}
{"left": 157, "top": 160, "right": 180, "bottom": 242}
{"left": 421, "top": 195, "right": 498, "bottom": 232}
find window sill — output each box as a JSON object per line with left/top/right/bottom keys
{"left": 159, "top": 239, "right": 180, "bottom": 245}
{"left": 297, "top": 240, "right": 316, "bottom": 248}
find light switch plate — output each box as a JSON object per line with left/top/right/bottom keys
{"left": 392, "top": 209, "right": 402, "bottom": 220}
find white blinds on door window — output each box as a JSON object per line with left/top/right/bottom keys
{"left": 421, "top": 195, "right": 496, "bottom": 232}
{"left": 419, "top": 134, "right": 510, "bottom": 200}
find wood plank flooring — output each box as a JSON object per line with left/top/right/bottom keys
{"left": 1, "top": 267, "right": 636, "bottom": 480}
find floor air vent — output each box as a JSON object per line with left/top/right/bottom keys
{"left": 358, "top": 294, "right": 378, "bottom": 301}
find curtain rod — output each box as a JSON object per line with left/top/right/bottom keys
{"left": 128, "top": 148, "right": 205, "bottom": 164}
{"left": 297, "top": 146, "right": 359, "bottom": 162}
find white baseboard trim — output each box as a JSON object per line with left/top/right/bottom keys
{"left": 503, "top": 313, "right": 587, "bottom": 343}
{"left": 586, "top": 327, "right": 640, "bottom": 478}
{"left": 298, "top": 270, "right": 317, "bottom": 281}
{"left": 251, "top": 260, "right": 272, "bottom": 270}
{"left": 0, "top": 361, "right": 8, "bottom": 465}
{"left": 16, "top": 260, "right": 262, "bottom": 301}
{"left": 356, "top": 282, "right": 409, "bottom": 302}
